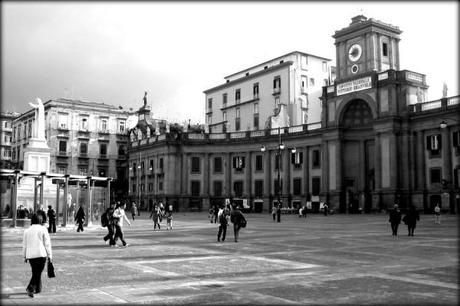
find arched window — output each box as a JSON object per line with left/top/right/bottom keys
{"left": 341, "top": 100, "right": 372, "bottom": 128}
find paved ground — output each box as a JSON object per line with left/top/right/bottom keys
{"left": 1, "top": 212, "right": 458, "bottom": 305}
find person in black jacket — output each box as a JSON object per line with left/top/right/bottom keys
{"left": 37, "top": 205, "right": 47, "bottom": 225}
{"left": 46, "top": 205, "right": 56, "bottom": 234}
{"left": 217, "top": 207, "right": 229, "bottom": 242}
{"left": 75, "top": 204, "right": 85, "bottom": 232}
{"left": 388, "top": 204, "right": 401, "bottom": 236}
{"left": 403, "top": 205, "right": 420, "bottom": 236}
{"left": 103, "top": 203, "right": 116, "bottom": 246}
{"left": 230, "top": 205, "right": 246, "bottom": 243}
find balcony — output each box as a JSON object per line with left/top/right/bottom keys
{"left": 98, "top": 129, "right": 110, "bottom": 135}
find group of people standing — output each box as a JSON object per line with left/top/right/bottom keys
{"left": 149, "top": 201, "right": 173, "bottom": 231}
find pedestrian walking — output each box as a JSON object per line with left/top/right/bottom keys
{"left": 212, "top": 205, "right": 218, "bottom": 223}
{"left": 150, "top": 205, "right": 161, "bottom": 230}
{"left": 102, "top": 203, "right": 116, "bottom": 246}
{"left": 165, "top": 210, "right": 173, "bottom": 230}
{"left": 302, "top": 205, "right": 308, "bottom": 219}
{"left": 131, "top": 203, "right": 138, "bottom": 221}
{"left": 208, "top": 207, "right": 215, "bottom": 223}
{"left": 22, "top": 213, "right": 53, "bottom": 298}
{"left": 402, "top": 205, "right": 420, "bottom": 236}
{"left": 276, "top": 203, "right": 281, "bottom": 223}
{"left": 388, "top": 204, "right": 401, "bottom": 236}
{"left": 217, "top": 207, "right": 229, "bottom": 242}
{"left": 112, "top": 202, "right": 131, "bottom": 247}
{"left": 271, "top": 205, "right": 276, "bottom": 222}
{"left": 75, "top": 204, "right": 85, "bottom": 232}
{"left": 434, "top": 204, "right": 441, "bottom": 224}
{"left": 46, "top": 205, "right": 56, "bottom": 234}
{"left": 230, "top": 205, "right": 247, "bottom": 243}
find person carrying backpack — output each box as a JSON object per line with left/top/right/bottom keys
{"left": 230, "top": 205, "right": 247, "bottom": 243}
{"left": 102, "top": 203, "right": 116, "bottom": 246}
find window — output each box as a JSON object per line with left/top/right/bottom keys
{"left": 100, "top": 118, "right": 108, "bottom": 131}
{"left": 235, "top": 89, "right": 241, "bottom": 104}
{"left": 426, "top": 134, "right": 441, "bottom": 157}
{"left": 80, "top": 142, "right": 88, "bottom": 155}
{"left": 274, "top": 178, "right": 282, "bottom": 195}
{"left": 148, "top": 183, "right": 153, "bottom": 191}
{"left": 207, "top": 114, "right": 212, "bottom": 124}
{"left": 254, "top": 103, "right": 259, "bottom": 114}
{"left": 159, "top": 158, "right": 164, "bottom": 171}
{"left": 208, "top": 98, "right": 213, "bottom": 110}
{"left": 191, "top": 156, "right": 200, "bottom": 173}
{"left": 222, "top": 93, "right": 227, "bottom": 108}
{"left": 273, "top": 76, "right": 281, "bottom": 93}
{"left": 59, "top": 140, "right": 67, "bottom": 154}
{"left": 132, "top": 184, "right": 136, "bottom": 193}
{"left": 119, "top": 120, "right": 125, "bottom": 133}
{"left": 254, "top": 180, "right": 264, "bottom": 197}
{"left": 100, "top": 143, "right": 107, "bottom": 156}
{"left": 79, "top": 167, "right": 88, "bottom": 176}
{"left": 23, "top": 122, "right": 27, "bottom": 138}
{"left": 236, "top": 108, "right": 240, "bottom": 118}
{"left": 233, "top": 156, "right": 245, "bottom": 170}
{"left": 382, "top": 43, "right": 388, "bottom": 56}
{"left": 322, "top": 61, "right": 327, "bottom": 72}
{"left": 118, "top": 145, "right": 125, "bottom": 156}
{"left": 293, "top": 178, "right": 302, "bottom": 195}
{"left": 223, "top": 111, "right": 227, "bottom": 122}
{"left": 28, "top": 121, "right": 32, "bottom": 137}
{"left": 452, "top": 131, "right": 460, "bottom": 148}
{"left": 132, "top": 162, "right": 137, "bottom": 176}
{"left": 214, "top": 181, "right": 223, "bottom": 197}
{"left": 253, "top": 83, "right": 259, "bottom": 99}
{"left": 234, "top": 181, "right": 243, "bottom": 197}
{"left": 275, "top": 154, "right": 282, "bottom": 170}
{"left": 324, "top": 79, "right": 329, "bottom": 86}
{"left": 253, "top": 114, "right": 259, "bottom": 130}
{"left": 58, "top": 166, "right": 67, "bottom": 174}
{"left": 58, "top": 113, "right": 68, "bottom": 129}
{"left": 255, "top": 155, "right": 263, "bottom": 171}
{"left": 214, "top": 157, "right": 222, "bottom": 173}
{"left": 312, "top": 149, "right": 321, "bottom": 168}
{"left": 312, "top": 177, "right": 321, "bottom": 196}
{"left": 309, "top": 78, "right": 315, "bottom": 86}
{"left": 275, "top": 97, "right": 280, "bottom": 110}
{"left": 235, "top": 108, "right": 241, "bottom": 131}
{"left": 291, "top": 151, "right": 303, "bottom": 168}
{"left": 149, "top": 160, "right": 154, "bottom": 172}
{"left": 191, "top": 181, "right": 200, "bottom": 196}
{"left": 158, "top": 181, "right": 163, "bottom": 191}
{"left": 301, "top": 76, "right": 308, "bottom": 92}
{"left": 98, "top": 168, "right": 107, "bottom": 177}
{"left": 430, "top": 168, "right": 441, "bottom": 184}
{"left": 81, "top": 117, "right": 88, "bottom": 130}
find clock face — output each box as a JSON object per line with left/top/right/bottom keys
{"left": 348, "top": 44, "right": 362, "bottom": 62}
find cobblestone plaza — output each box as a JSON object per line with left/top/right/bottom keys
{"left": 1, "top": 212, "right": 458, "bottom": 305}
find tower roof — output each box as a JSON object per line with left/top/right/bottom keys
{"left": 333, "top": 15, "right": 402, "bottom": 42}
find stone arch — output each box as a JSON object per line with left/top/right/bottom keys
{"left": 336, "top": 93, "right": 378, "bottom": 127}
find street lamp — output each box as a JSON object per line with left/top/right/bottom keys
{"left": 440, "top": 119, "right": 459, "bottom": 129}
{"left": 261, "top": 127, "right": 295, "bottom": 209}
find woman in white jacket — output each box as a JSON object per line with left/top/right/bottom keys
{"left": 23, "top": 213, "right": 52, "bottom": 298}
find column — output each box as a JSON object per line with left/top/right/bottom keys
{"left": 283, "top": 148, "right": 290, "bottom": 205}
{"left": 34, "top": 178, "right": 38, "bottom": 211}
{"left": 389, "top": 133, "right": 398, "bottom": 189}
{"left": 39, "top": 172, "right": 45, "bottom": 208}
{"left": 303, "top": 146, "right": 310, "bottom": 198}
{"left": 203, "top": 153, "right": 210, "bottom": 196}
{"left": 442, "top": 127, "right": 453, "bottom": 183}
{"left": 226, "top": 153, "right": 232, "bottom": 198}
{"left": 264, "top": 150, "right": 272, "bottom": 203}
{"left": 63, "top": 174, "right": 69, "bottom": 227}
{"left": 374, "top": 133, "right": 382, "bottom": 190}
{"left": 55, "top": 180, "right": 60, "bottom": 226}
{"left": 415, "top": 131, "right": 425, "bottom": 190}
{"left": 12, "top": 171, "right": 19, "bottom": 228}
{"left": 85, "top": 177, "right": 91, "bottom": 226}
{"left": 335, "top": 139, "right": 342, "bottom": 192}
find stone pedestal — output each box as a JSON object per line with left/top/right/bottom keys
{"left": 23, "top": 138, "right": 51, "bottom": 172}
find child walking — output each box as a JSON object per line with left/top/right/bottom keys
{"left": 166, "top": 210, "right": 173, "bottom": 230}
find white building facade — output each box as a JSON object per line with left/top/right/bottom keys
{"left": 204, "top": 51, "right": 335, "bottom": 133}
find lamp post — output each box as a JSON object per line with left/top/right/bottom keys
{"left": 440, "top": 119, "right": 459, "bottom": 129}
{"left": 261, "top": 127, "right": 296, "bottom": 210}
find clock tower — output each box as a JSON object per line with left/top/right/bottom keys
{"left": 333, "top": 15, "right": 402, "bottom": 81}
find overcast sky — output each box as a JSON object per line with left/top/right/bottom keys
{"left": 2, "top": 1, "right": 458, "bottom": 124}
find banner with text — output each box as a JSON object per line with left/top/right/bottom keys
{"left": 336, "top": 76, "right": 372, "bottom": 96}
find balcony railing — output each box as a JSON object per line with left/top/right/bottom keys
{"left": 408, "top": 95, "right": 460, "bottom": 113}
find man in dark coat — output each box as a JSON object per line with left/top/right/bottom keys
{"left": 217, "top": 207, "right": 229, "bottom": 242}
{"left": 103, "top": 203, "right": 116, "bottom": 246}
{"left": 276, "top": 203, "right": 281, "bottom": 223}
{"left": 75, "top": 204, "right": 85, "bottom": 232}
{"left": 388, "top": 204, "right": 401, "bottom": 236}
{"left": 230, "top": 205, "right": 246, "bottom": 243}
{"left": 47, "top": 205, "right": 56, "bottom": 234}
{"left": 403, "top": 205, "right": 420, "bottom": 236}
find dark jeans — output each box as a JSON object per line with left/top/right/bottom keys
{"left": 233, "top": 224, "right": 242, "bottom": 242}
{"left": 276, "top": 212, "right": 281, "bottom": 223}
{"left": 132, "top": 213, "right": 135, "bottom": 220}
{"left": 391, "top": 223, "right": 399, "bottom": 235}
{"left": 114, "top": 224, "right": 127, "bottom": 246}
{"left": 27, "top": 257, "right": 46, "bottom": 293}
{"left": 407, "top": 225, "right": 416, "bottom": 236}
{"left": 76, "top": 221, "right": 84, "bottom": 232}
{"left": 217, "top": 224, "right": 227, "bottom": 241}
{"left": 103, "top": 223, "right": 116, "bottom": 245}
{"left": 48, "top": 220, "right": 56, "bottom": 233}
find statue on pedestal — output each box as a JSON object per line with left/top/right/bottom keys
{"left": 28, "top": 98, "right": 46, "bottom": 141}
